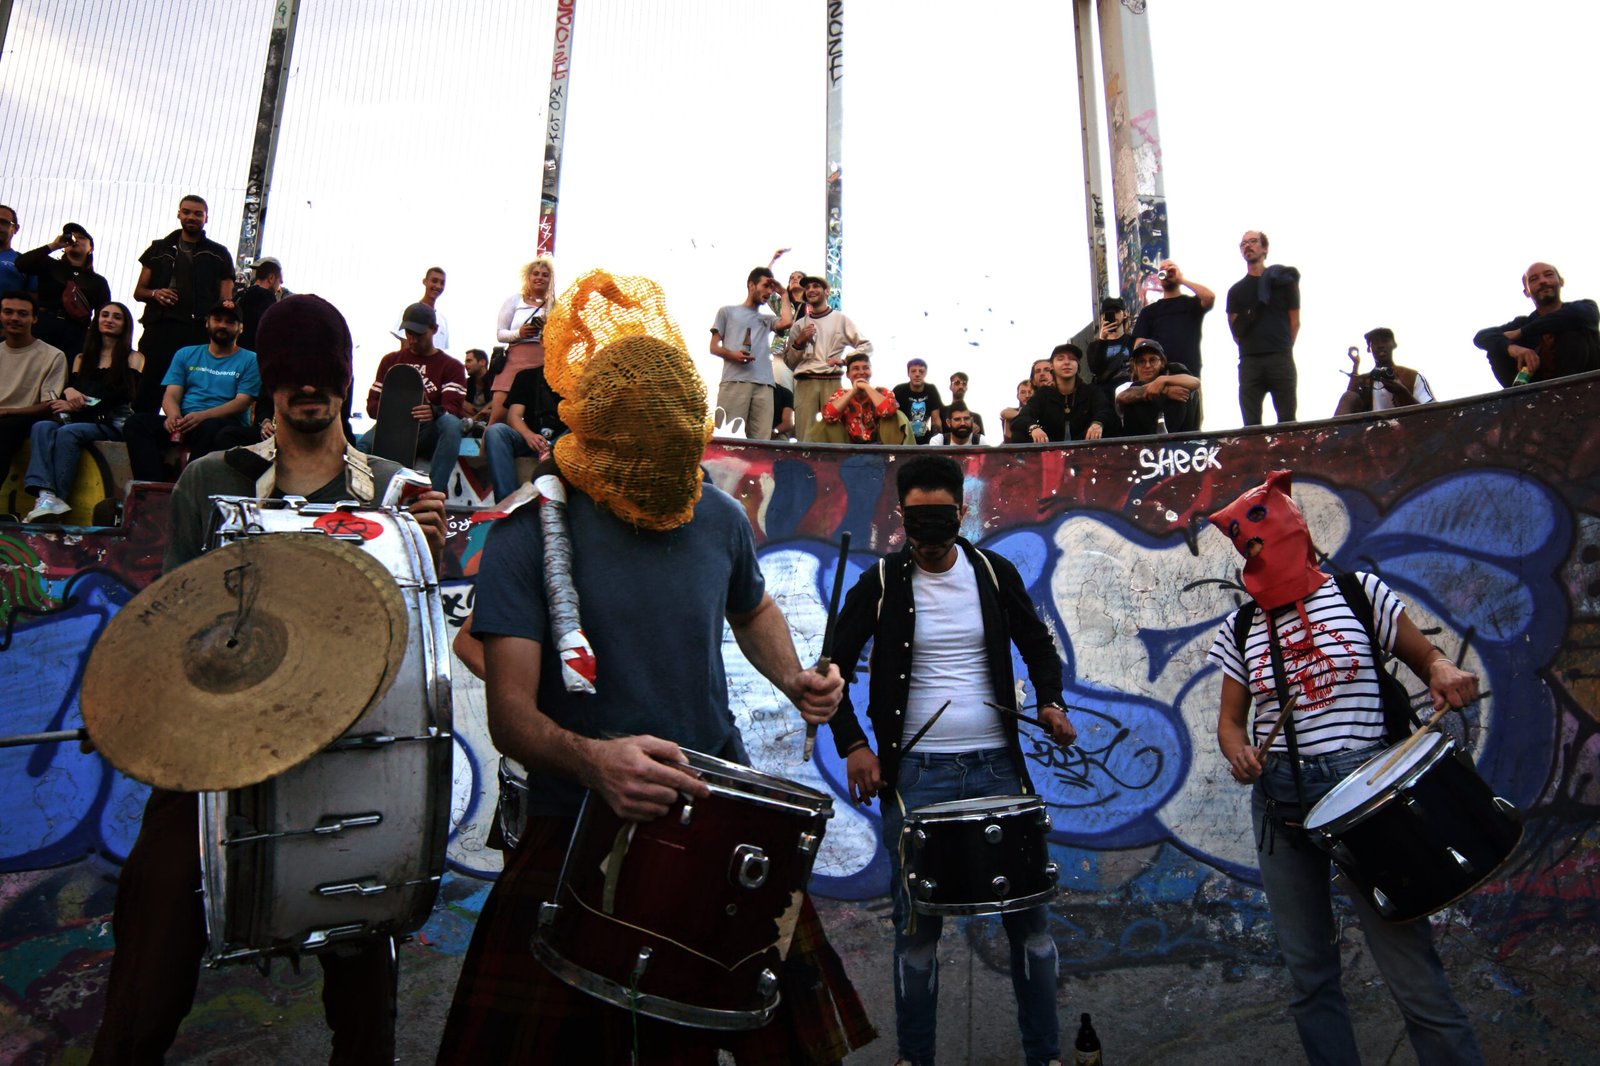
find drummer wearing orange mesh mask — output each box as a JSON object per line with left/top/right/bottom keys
{"left": 435, "top": 270, "right": 874, "bottom": 1064}
{"left": 1205, "top": 470, "right": 1485, "bottom": 1064}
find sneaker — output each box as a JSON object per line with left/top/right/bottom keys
{"left": 24, "top": 491, "right": 71, "bottom": 522}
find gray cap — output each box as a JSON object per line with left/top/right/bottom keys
{"left": 400, "top": 302, "right": 437, "bottom": 334}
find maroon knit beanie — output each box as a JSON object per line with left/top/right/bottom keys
{"left": 255, "top": 294, "right": 354, "bottom": 397}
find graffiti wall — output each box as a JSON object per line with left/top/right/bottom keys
{"left": 4, "top": 376, "right": 1599, "bottom": 1056}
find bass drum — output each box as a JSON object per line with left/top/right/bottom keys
{"left": 198, "top": 497, "right": 454, "bottom": 964}
{"left": 1305, "top": 731, "right": 1521, "bottom": 923}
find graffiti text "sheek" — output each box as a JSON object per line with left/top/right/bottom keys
{"left": 1137, "top": 444, "right": 1222, "bottom": 482}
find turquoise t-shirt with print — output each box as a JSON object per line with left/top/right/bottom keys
{"left": 161, "top": 344, "right": 260, "bottom": 423}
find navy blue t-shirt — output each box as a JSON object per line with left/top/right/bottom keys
{"left": 472, "top": 481, "right": 766, "bottom": 816}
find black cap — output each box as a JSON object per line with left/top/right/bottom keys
{"left": 400, "top": 302, "right": 437, "bottom": 333}
{"left": 800, "top": 275, "right": 828, "bottom": 290}
{"left": 1131, "top": 338, "right": 1166, "bottom": 357}
{"left": 207, "top": 300, "right": 241, "bottom": 321}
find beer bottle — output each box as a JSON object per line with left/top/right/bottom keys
{"left": 741, "top": 328, "right": 753, "bottom": 359}
{"left": 1512, "top": 367, "right": 1534, "bottom": 386}
{"left": 1075, "top": 1012, "right": 1102, "bottom": 1066}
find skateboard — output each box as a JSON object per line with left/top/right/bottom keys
{"left": 371, "top": 364, "right": 426, "bottom": 467}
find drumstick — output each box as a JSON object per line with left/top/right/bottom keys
{"left": 983, "top": 701, "right": 1051, "bottom": 731}
{"left": 803, "top": 532, "right": 852, "bottom": 762}
{"left": 1363, "top": 685, "right": 1497, "bottom": 784}
{"left": 1254, "top": 694, "right": 1300, "bottom": 762}
{"left": 0, "top": 728, "right": 89, "bottom": 749}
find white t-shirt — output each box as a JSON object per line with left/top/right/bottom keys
{"left": 1206, "top": 573, "right": 1401, "bottom": 756}
{"left": 903, "top": 551, "right": 1006, "bottom": 753}
{"left": 1372, "top": 371, "right": 1434, "bottom": 410}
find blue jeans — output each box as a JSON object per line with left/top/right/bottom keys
{"left": 483, "top": 422, "right": 537, "bottom": 501}
{"left": 357, "top": 412, "right": 463, "bottom": 494}
{"left": 882, "top": 749, "right": 1059, "bottom": 1066}
{"left": 1253, "top": 744, "right": 1483, "bottom": 1066}
{"left": 25, "top": 418, "right": 118, "bottom": 497}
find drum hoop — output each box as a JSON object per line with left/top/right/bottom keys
{"left": 907, "top": 795, "right": 1045, "bottom": 823}
{"left": 683, "top": 748, "right": 833, "bottom": 811}
{"left": 1305, "top": 733, "right": 1454, "bottom": 833}
{"left": 911, "top": 885, "right": 1057, "bottom": 917}
{"left": 531, "top": 932, "right": 778, "bottom": 1031}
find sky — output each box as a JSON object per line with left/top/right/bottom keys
{"left": 1, "top": 0, "right": 1595, "bottom": 434}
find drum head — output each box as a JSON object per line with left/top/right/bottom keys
{"left": 1305, "top": 733, "right": 1450, "bottom": 831}
{"left": 81, "top": 534, "right": 410, "bottom": 791}
{"left": 908, "top": 794, "right": 1043, "bottom": 822}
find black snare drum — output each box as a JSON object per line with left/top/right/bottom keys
{"left": 903, "top": 795, "right": 1058, "bottom": 916}
{"left": 1305, "top": 732, "right": 1521, "bottom": 923}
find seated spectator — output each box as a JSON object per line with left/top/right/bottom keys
{"left": 462, "top": 347, "right": 493, "bottom": 426}
{"left": 816, "top": 353, "right": 907, "bottom": 444}
{"left": 1000, "top": 377, "right": 1034, "bottom": 441}
{"left": 0, "top": 291, "right": 69, "bottom": 483}
{"left": 1114, "top": 339, "right": 1200, "bottom": 436}
{"left": 1473, "top": 262, "right": 1600, "bottom": 386}
{"left": 0, "top": 205, "right": 27, "bottom": 293}
{"left": 943, "top": 370, "right": 986, "bottom": 437}
{"left": 1008, "top": 343, "right": 1111, "bottom": 443}
{"left": 892, "top": 358, "right": 943, "bottom": 444}
{"left": 122, "top": 302, "right": 258, "bottom": 481}
{"left": 928, "top": 401, "right": 984, "bottom": 445}
{"left": 483, "top": 365, "right": 565, "bottom": 501}
{"left": 24, "top": 302, "right": 142, "bottom": 521}
{"left": 357, "top": 302, "right": 466, "bottom": 493}
{"left": 1334, "top": 328, "right": 1433, "bottom": 416}
{"left": 16, "top": 223, "right": 110, "bottom": 357}
{"left": 773, "top": 381, "right": 796, "bottom": 440}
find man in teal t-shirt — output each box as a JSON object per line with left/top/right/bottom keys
{"left": 123, "top": 301, "right": 260, "bottom": 480}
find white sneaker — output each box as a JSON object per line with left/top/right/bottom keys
{"left": 24, "top": 491, "right": 71, "bottom": 522}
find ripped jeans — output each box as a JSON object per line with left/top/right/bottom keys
{"left": 881, "top": 749, "right": 1059, "bottom": 1066}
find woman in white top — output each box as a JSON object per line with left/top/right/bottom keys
{"left": 490, "top": 257, "right": 555, "bottom": 425}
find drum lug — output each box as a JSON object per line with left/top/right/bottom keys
{"left": 1330, "top": 841, "right": 1359, "bottom": 869}
{"left": 1044, "top": 861, "right": 1059, "bottom": 885}
{"left": 911, "top": 829, "right": 927, "bottom": 848}
{"left": 1370, "top": 886, "right": 1397, "bottom": 920}
{"left": 991, "top": 875, "right": 1010, "bottom": 897}
{"left": 300, "top": 922, "right": 367, "bottom": 951}
{"left": 1038, "top": 811, "right": 1053, "bottom": 833}
{"left": 797, "top": 832, "right": 820, "bottom": 856}
{"left": 984, "top": 823, "right": 1004, "bottom": 844}
{"left": 757, "top": 968, "right": 779, "bottom": 998}
{"left": 915, "top": 878, "right": 937, "bottom": 901}
{"left": 631, "top": 946, "right": 653, "bottom": 983}
{"left": 732, "top": 845, "right": 770, "bottom": 890}
{"left": 680, "top": 800, "right": 694, "bottom": 826}
{"left": 1446, "top": 846, "right": 1473, "bottom": 872}
{"left": 538, "top": 901, "right": 560, "bottom": 928}
{"left": 1493, "top": 796, "right": 1520, "bottom": 820}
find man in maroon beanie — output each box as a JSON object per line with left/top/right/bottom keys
{"left": 89, "top": 294, "right": 445, "bottom": 1065}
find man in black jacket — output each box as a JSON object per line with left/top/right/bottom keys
{"left": 1007, "top": 342, "right": 1113, "bottom": 442}
{"left": 1472, "top": 262, "right": 1600, "bottom": 387}
{"left": 131, "top": 195, "right": 236, "bottom": 411}
{"left": 826, "top": 454, "right": 1075, "bottom": 1066}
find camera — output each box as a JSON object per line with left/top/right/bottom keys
{"left": 1373, "top": 366, "right": 1396, "bottom": 381}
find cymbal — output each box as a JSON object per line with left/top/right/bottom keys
{"left": 81, "top": 533, "right": 409, "bottom": 791}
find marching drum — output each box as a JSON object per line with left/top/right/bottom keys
{"left": 1304, "top": 732, "right": 1521, "bottom": 923}
{"left": 197, "top": 497, "right": 454, "bottom": 964}
{"left": 532, "top": 749, "right": 834, "bottom": 1030}
{"left": 902, "top": 795, "right": 1059, "bottom": 916}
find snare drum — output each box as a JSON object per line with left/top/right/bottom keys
{"left": 1304, "top": 732, "right": 1521, "bottom": 923}
{"left": 198, "top": 497, "right": 454, "bottom": 964}
{"left": 902, "top": 795, "right": 1058, "bottom": 916}
{"left": 533, "top": 749, "right": 833, "bottom": 1030}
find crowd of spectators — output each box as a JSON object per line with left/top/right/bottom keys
{"left": 2, "top": 194, "right": 1597, "bottom": 518}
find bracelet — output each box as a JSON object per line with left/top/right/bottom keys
{"left": 843, "top": 740, "right": 868, "bottom": 756}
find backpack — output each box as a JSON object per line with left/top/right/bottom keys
{"left": 1231, "top": 572, "right": 1422, "bottom": 743}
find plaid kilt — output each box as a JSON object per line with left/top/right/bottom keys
{"left": 436, "top": 814, "right": 877, "bottom": 1065}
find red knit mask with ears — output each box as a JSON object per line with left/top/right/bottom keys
{"left": 1210, "top": 469, "right": 1328, "bottom": 610}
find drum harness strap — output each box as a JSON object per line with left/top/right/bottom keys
{"left": 229, "top": 438, "right": 379, "bottom": 504}
{"left": 1259, "top": 605, "right": 1312, "bottom": 857}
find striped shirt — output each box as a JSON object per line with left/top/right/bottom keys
{"left": 1207, "top": 573, "right": 1402, "bottom": 756}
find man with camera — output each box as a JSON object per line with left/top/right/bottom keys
{"left": 1334, "top": 328, "right": 1432, "bottom": 416}
{"left": 1087, "top": 296, "right": 1135, "bottom": 431}
{"left": 1225, "top": 230, "right": 1301, "bottom": 426}
{"left": 1133, "top": 259, "right": 1214, "bottom": 414}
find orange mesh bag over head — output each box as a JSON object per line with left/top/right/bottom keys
{"left": 545, "top": 269, "right": 712, "bottom": 531}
